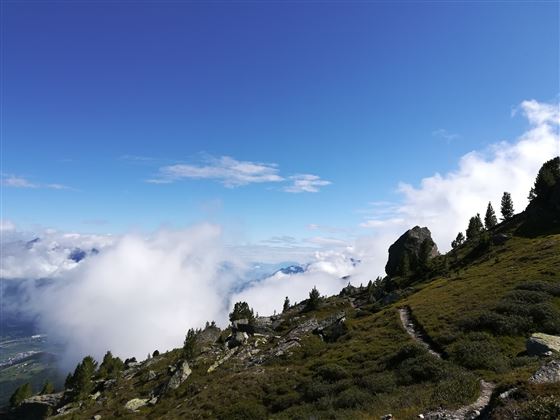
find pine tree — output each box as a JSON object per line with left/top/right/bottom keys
{"left": 68, "top": 356, "right": 97, "bottom": 400}
{"left": 466, "top": 214, "right": 484, "bottom": 240}
{"left": 529, "top": 156, "right": 560, "bottom": 202}
{"left": 500, "top": 192, "right": 515, "bottom": 220}
{"left": 484, "top": 202, "right": 498, "bottom": 229}
{"left": 97, "top": 351, "right": 124, "bottom": 379}
{"left": 306, "top": 286, "right": 321, "bottom": 311}
{"left": 282, "top": 296, "right": 290, "bottom": 313}
{"left": 229, "top": 302, "right": 255, "bottom": 323}
{"left": 451, "top": 232, "right": 465, "bottom": 249}
{"left": 183, "top": 328, "right": 197, "bottom": 360}
{"left": 40, "top": 380, "right": 55, "bottom": 395}
{"left": 9, "top": 383, "right": 32, "bottom": 407}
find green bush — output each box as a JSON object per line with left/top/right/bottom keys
{"left": 333, "top": 387, "right": 370, "bottom": 409}
{"left": 354, "top": 372, "right": 396, "bottom": 394}
{"left": 430, "top": 370, "right": 479, "bottom": 407}
{"left": 516, "top": 281, "right": 560, "bottom": 297}
{"left": 314, "top": 363, "right": 349, "bottom": 382}
{"left": 385, "top": 343, "right": 427, "bottom": 368}
{"left": 448, "top": 333, "right": 508, "bottom": 372}
{"left": 268, "top": 392, "right": 301, "bottom": 413}
{"left": 396, "top": 353, "right": 448, "bottom": 385}
{"left": 521, "top": 395, "right": 560, "bottom": 420}
{"left": 217, "top": 401, "right": 267, "bottom": 420}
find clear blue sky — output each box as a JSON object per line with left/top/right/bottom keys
{"left": 2, "top": 1, "right": 558, "bottom": 242}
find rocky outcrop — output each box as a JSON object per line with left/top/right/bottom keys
{"left": 15, "top": 392, "right": 64, "bottom": 418}
{"left": 526, "top": 332, "right": 560, "bottom": 356}
{"left": 385, "top": 226, "right": 439, "bottom": 277}
{"left": 530, "top": 359, "right": 560, "bottom": 383}
{"left": 165, "top": 360, "right": 192, "bottom": 392}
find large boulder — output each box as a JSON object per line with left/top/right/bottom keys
{"left": 526, "top": 333, "right": 560, "bottom": 356}
{"left": 385, "top": 226, "right": 439, "bottom": 277}
{"left": 165, "top": 360, "right": 192, "bottom": 392}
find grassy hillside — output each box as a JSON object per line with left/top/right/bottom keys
{"left": 7, "top": 213, "right": 558, "bottom": 420}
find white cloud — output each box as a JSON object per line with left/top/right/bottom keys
{"left": 284, "top": 174, "right": 331, "bottom": 193}
{"left": 1, "top": 174, "right": 73, "bottom": 190}
{"left": 149, "top": 156, "right": 284, "bottom": 187}
{"left": 360, "top": 99, "right": 560, "bottom": 275}
{"left": 22, "top": 225, "right": 245, "bottom": 369}
{"left": 432, "top": 128, "right": 460, "bottom": 143}
{"left": 2, "top": 175, "right": 38, "bottom": 188}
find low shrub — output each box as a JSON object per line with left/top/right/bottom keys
{"left": 395, "top": 353, "right": 448, "bottom": 385}
{"left": 333, "top": 387, "right": 370, "bottom": 409}
{"left": 314, "top": 363, "right": 349, "bottom": 382}
{"left": 448, "top": 332, "right": 508, "bottom": 372}
{"left": 355, "top": 371, "right": 396, "bottom": 394}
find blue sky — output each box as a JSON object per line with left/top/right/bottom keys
{"left": 2, "top": 1, "right": 559, "bottom": 244}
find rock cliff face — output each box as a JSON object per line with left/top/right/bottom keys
{"left": 385, "top": 226, "right": 439, "bottom": 277}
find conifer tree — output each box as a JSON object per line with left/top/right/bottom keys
{"left": 451, "top": 232, "right": 465, "bottom": 249}
{"left": 40, "top": 380, "right": 55, "bottom": 395}
{"left": 484, "top": 202, "right": 498, "bottom": 229}
{"left": 68, "top": 356, "right": 97, "bottom": 400}
{"left": 229, "top": 302, "right": 255, "bottom": 323}
{"left": 282, "top": 296, "right": 290, "bottom": 313}
{"left": 397, "top": 252, "right": 411, "bottom": 277}
{"left": 9, "top": 383, "right": 32, "bottom": 407}
{"left": 529, "top": 156, "right": 560, "bottom": 202}
{"left": 183, "top": 328, "right": 197, "bottom": 360}
{"left": 306, "top": 286, "right": 321, "bottom": 311}
{"left": 466, "top": 214, "right": 484, "bottom": 240}
{"left": 500, "top": 192, "right": 514, "bottom": 220}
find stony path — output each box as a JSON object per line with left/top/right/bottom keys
{"left": 398, "top": 307, "right": 442, "bottom": 358}
{"left": 398, "top": 307, "right": 496, "bottom": 419}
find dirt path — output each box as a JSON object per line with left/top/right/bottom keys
{"left": 398, "top": 307, "right": 496, "bottom": 419}
{"left": 398, "top": 307, "right": 442, "bottom": 358}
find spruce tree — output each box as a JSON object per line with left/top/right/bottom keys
{"left": 466, "top": 214, "right": 484, "bottom": 240}
{"left": 183, "top": 328, "right": 197, "bottom": 360}
{"left": 229, "top": 302, "right": 255, "bottom": 323}
{"left": 40, "top": 380, "right": 55, "bottom": 395}
{"left": 282, "top": 296, "right": 290, "bottom": 313}
{"left": 500, "top": 192, "right": 514, "bottom": 220}
{"left": 484, "top": 202, "right": 498, "bottom": 229}
{"left": 306, "top": 286, "right": 321, "bottom": 311}
{"left": 529, "top": 156, "right": 560, "bottom": 202}
{"left": 451, "top": 232, "right": 465, "bottom": 249}
{"left": 9, "top": 383, "right": 32, "bottom": 407}
{"left": 97, "top": 351, "right": 124, "bottom": 379}
{"left": 71, "top": 356, "right": 97, "bottom": 400}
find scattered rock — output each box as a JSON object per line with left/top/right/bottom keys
{"left": 208, "top": 348, "right": 236, "bottom": 373}
{"left": 526, "top": 332, "right": 560, "bottom": 356}
{"left": 90, "top": 391, "right": 101, "bottom": 400}
{"left": 165, "top": 360, "right": 192, "bottom": 391}
{"left": 381, "top": 415, "right": 393, "bottom": 420}
{"left": 530, "top": 359, "right": 560, "bottom": 383}
{"left": 93, "top": 415, "right": 102, "bottom": 420}
{"left": 314, "top": 311, "right": 347, "bottom": 342}
{"left": 385, "top": 226, "right": 439, "bottom": 277}
{"left": 227, "top": 331, "right": 249, "bottom": 348}
{"left": 147, "top": 370, "right": 157, "bottom": 381}
{"left": 124, "top": 398, "right": 149, "bottom": 411}
{"left": 148, "top": 396, "right": 158, "bottom": 405}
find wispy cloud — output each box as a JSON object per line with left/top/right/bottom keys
{"left": 148, "top": 156, "right": 284, "bottom": 187}
{"left": 432, "top": 128, "right": 460, "bottom": 143}
{"left": 1, "top": 175, "right": 73, "bottom": 190}
{"left": 149, "top": 155, "right": 331, "bottom": 193}
{"left": 1, "top": 175, "right": 38, "bottom": 188}
{"left": 283, "top": 174, "right": 331, "bottom": 193}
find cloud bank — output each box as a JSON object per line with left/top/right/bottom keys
{"left": 25, "top": 225, "right": 244, "bottom": 369}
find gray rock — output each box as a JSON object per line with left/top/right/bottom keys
{"left": 166, "top": 360, "right": 192, "bottom": 391}
{"left": 530, "top": 359, "right": 560, "bottom": 383}
{"left": 147, "top": 370, "right": 157, "bottom": 381}
{"left": 124, "top": 398, "right": 149, "bottom": 411}
{"left": 385, "top": 226, "right": 439, "bottom": 277}
{"left": 227, "top": 331, "right": 249, "bottom": 348}
{"left": 93, "top": 415, "right": 102, "bottom": 420}
{"left": 526, "top": 333, "right": 560, "bottom": 356}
